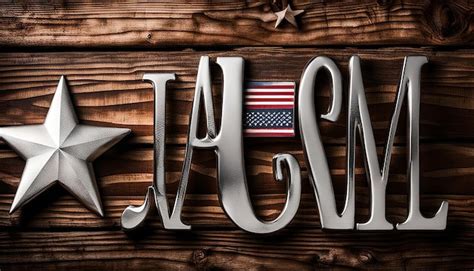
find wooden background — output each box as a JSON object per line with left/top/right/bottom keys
{"left": 0, "top": 0, "right": 473, "bottom": 270}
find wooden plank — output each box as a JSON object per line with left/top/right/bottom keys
{"left": 0, "top": 226, "right": 472, "bottom": 270}
{"left": 0, "top": 193, "right": 471, "bottom": 230}
{"left": 0, "top": 0, "right": 472, "bottom": 48}
{"left": 0, "top": 2, "right": 472, "bottom": 271}
{"left": 0, "top": 48, "right": 473, "bottom": 145}
{"left": 0, "top": 143, "right": 473, "bottom": 197}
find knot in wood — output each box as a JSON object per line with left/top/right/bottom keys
{"left": 192, "top": 249, "right": 209, "bottom": 266}
{"left": 358, "top": 250, "right": 374, "bottom": 263}
{"left": 315, "top": 248, "right": 374, "bottom": 268}
{"left": 425, "top": 0, "right": 470, "bottom": 39}
{"left": 376, "top": 0, "right": 393, "bottom": 8}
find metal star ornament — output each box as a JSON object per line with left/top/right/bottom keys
{"left": 274, "top": 4, "right": 304, "bottom": 28}
{"left": 0, "top": 76, "right": 130, "bottom": 216}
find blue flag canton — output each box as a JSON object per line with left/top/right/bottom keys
{"left": 245, "top": 109, "right": 293, "bottom": 129}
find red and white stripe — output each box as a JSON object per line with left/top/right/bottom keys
{"left": 245, "top": 82, "right": 295, "bottom": 110}
{"left": 244, "top": 128, "right": 295, "bottom": 137}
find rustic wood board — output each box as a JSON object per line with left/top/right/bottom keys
{"left": 0, "top": 49, "right": 473, "bottom": 144}
{"left": 0, "top": 49, "right": 472, "bottom": 269}
{"left": 0, "top": 228, "right": 473, "bottom": 270}
{"left": 0, "top": 0, "right": 473, "bottom": 270}
{"left": 1, "top": 144, "right": 473, "bottom": 197}
{"left": 0, "top": 0, "right": 472, "bottom": 47}
{"left": 1, "top": 193, "right": 472, "bottom": 229}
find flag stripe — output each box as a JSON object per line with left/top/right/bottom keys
{"left": 245, "top": 91, "right": 294, "bottom": 95}
{"left": 246, "top": 88, "right": 294, "bottom": 92}
{"left": 246, "top": 99, "right": 294, "bottom": 103}
{"left": 245, "top": 132, "right": 295, "bottom": 137}
{"left": 246, "top": 105, "right": 294, "bottom": 109}
{"left": 246, "top": 95, "right": 294, "bottom": 99}
{"left": 245, "top": 95, "right": 294, "bottom": 101}
{"left": 246, "top": 84, "right": 294, "bottom": 89}
{"left": 245, "top": 102, "right": 294, "bottom": 105}
{"left": 245, "top": 129, "right": 294, "bottom": 133}
{"left": 247, "top": 81, "right": 294, "bottom": 85}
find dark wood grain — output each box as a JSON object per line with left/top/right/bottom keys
{"left": 0, "top": 48, "right": 473, "bottom": 145}
{"left": 0, "top": 193, "right": 472, "bottom": 230}
{"left": 0, "top": 226, "right": 472, "bottom": 271}
{"left": 0, "top": 47, "right": 472, "bottom": 270}
{"left": 0, "top": 143, "right": 473, "bottom": 197}
{"left": 0, "top": 1, "right": 473, "bottom": 269}
{"left": 0, "top": 0, "right": 472, "bottom": 48}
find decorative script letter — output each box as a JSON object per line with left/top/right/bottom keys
{"left": 348, "top": 56, "right": 448, "bottom": 230}
{"left": 298, "top": 56, "right": 355, "bottom": 229}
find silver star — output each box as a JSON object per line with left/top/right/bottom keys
{"left": 274, "top": 4, "right": 304, "bottom": 28}
{"left": 0, "top": 76, "right": 130, "bottom": 216}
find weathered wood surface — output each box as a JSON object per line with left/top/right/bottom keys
{"left": 0, "top": 227, "right": 473, "bottom": 271}
{"left": 0, "top": 143, "right": 473, "bottom": 197}
{"left": 0, "top": 46, "right": 472, "bottom": 270}
{"left": 0, "top": 193, "right": 472, "bottom": 229}
{"left": 0, "top": 48, "right": 473, "bottom": 145}
{"left": 1, "top": 1, "right": 473, "bottom": 270}
{"left": 0, "top": 0, "right": 472, "bottom": 48}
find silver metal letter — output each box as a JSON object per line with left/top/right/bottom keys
{"left": 396, "top": 57, "right": 449, "bottom": 230}
{"left": 298, "top": 56, "right": 355, "bottom": 229}
{"left": 348, "top": 56, "right": 392, "bottom": 230}
{"left": 194, "top": 57, "right": 302, "bottom": 234}
{"left": 121, "top": 73, "right": 191, "bottom": 230}
{"left": 348, "top": 55, "right": 448, "bottom": 230}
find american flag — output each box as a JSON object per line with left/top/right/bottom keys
{"left": 244, "top": 81, "right": 295, "bottom": 137}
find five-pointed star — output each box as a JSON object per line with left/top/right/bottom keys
{"left": 0, "top": 76, "right": 130, "bottom": 216}
{"left": 274, "top": 4, "right": 304, "bottom": 28}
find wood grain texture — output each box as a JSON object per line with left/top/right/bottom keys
{"left": 0, "top": 143, "right": 473, "bottom": 197}
{"left": 0, "top": 48, "right": 473, "bottom": 145}
{"left": 0, "top": 227, "right": 472, "bottom": 270}
{"left": 0, "top": 0, "right": 472, "bottom": 48}
{"left": 0, "top": 1, "right": 473, "bottom": 269}
{"left": 0, "top": 193, "right": 472, "bottom": 230}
